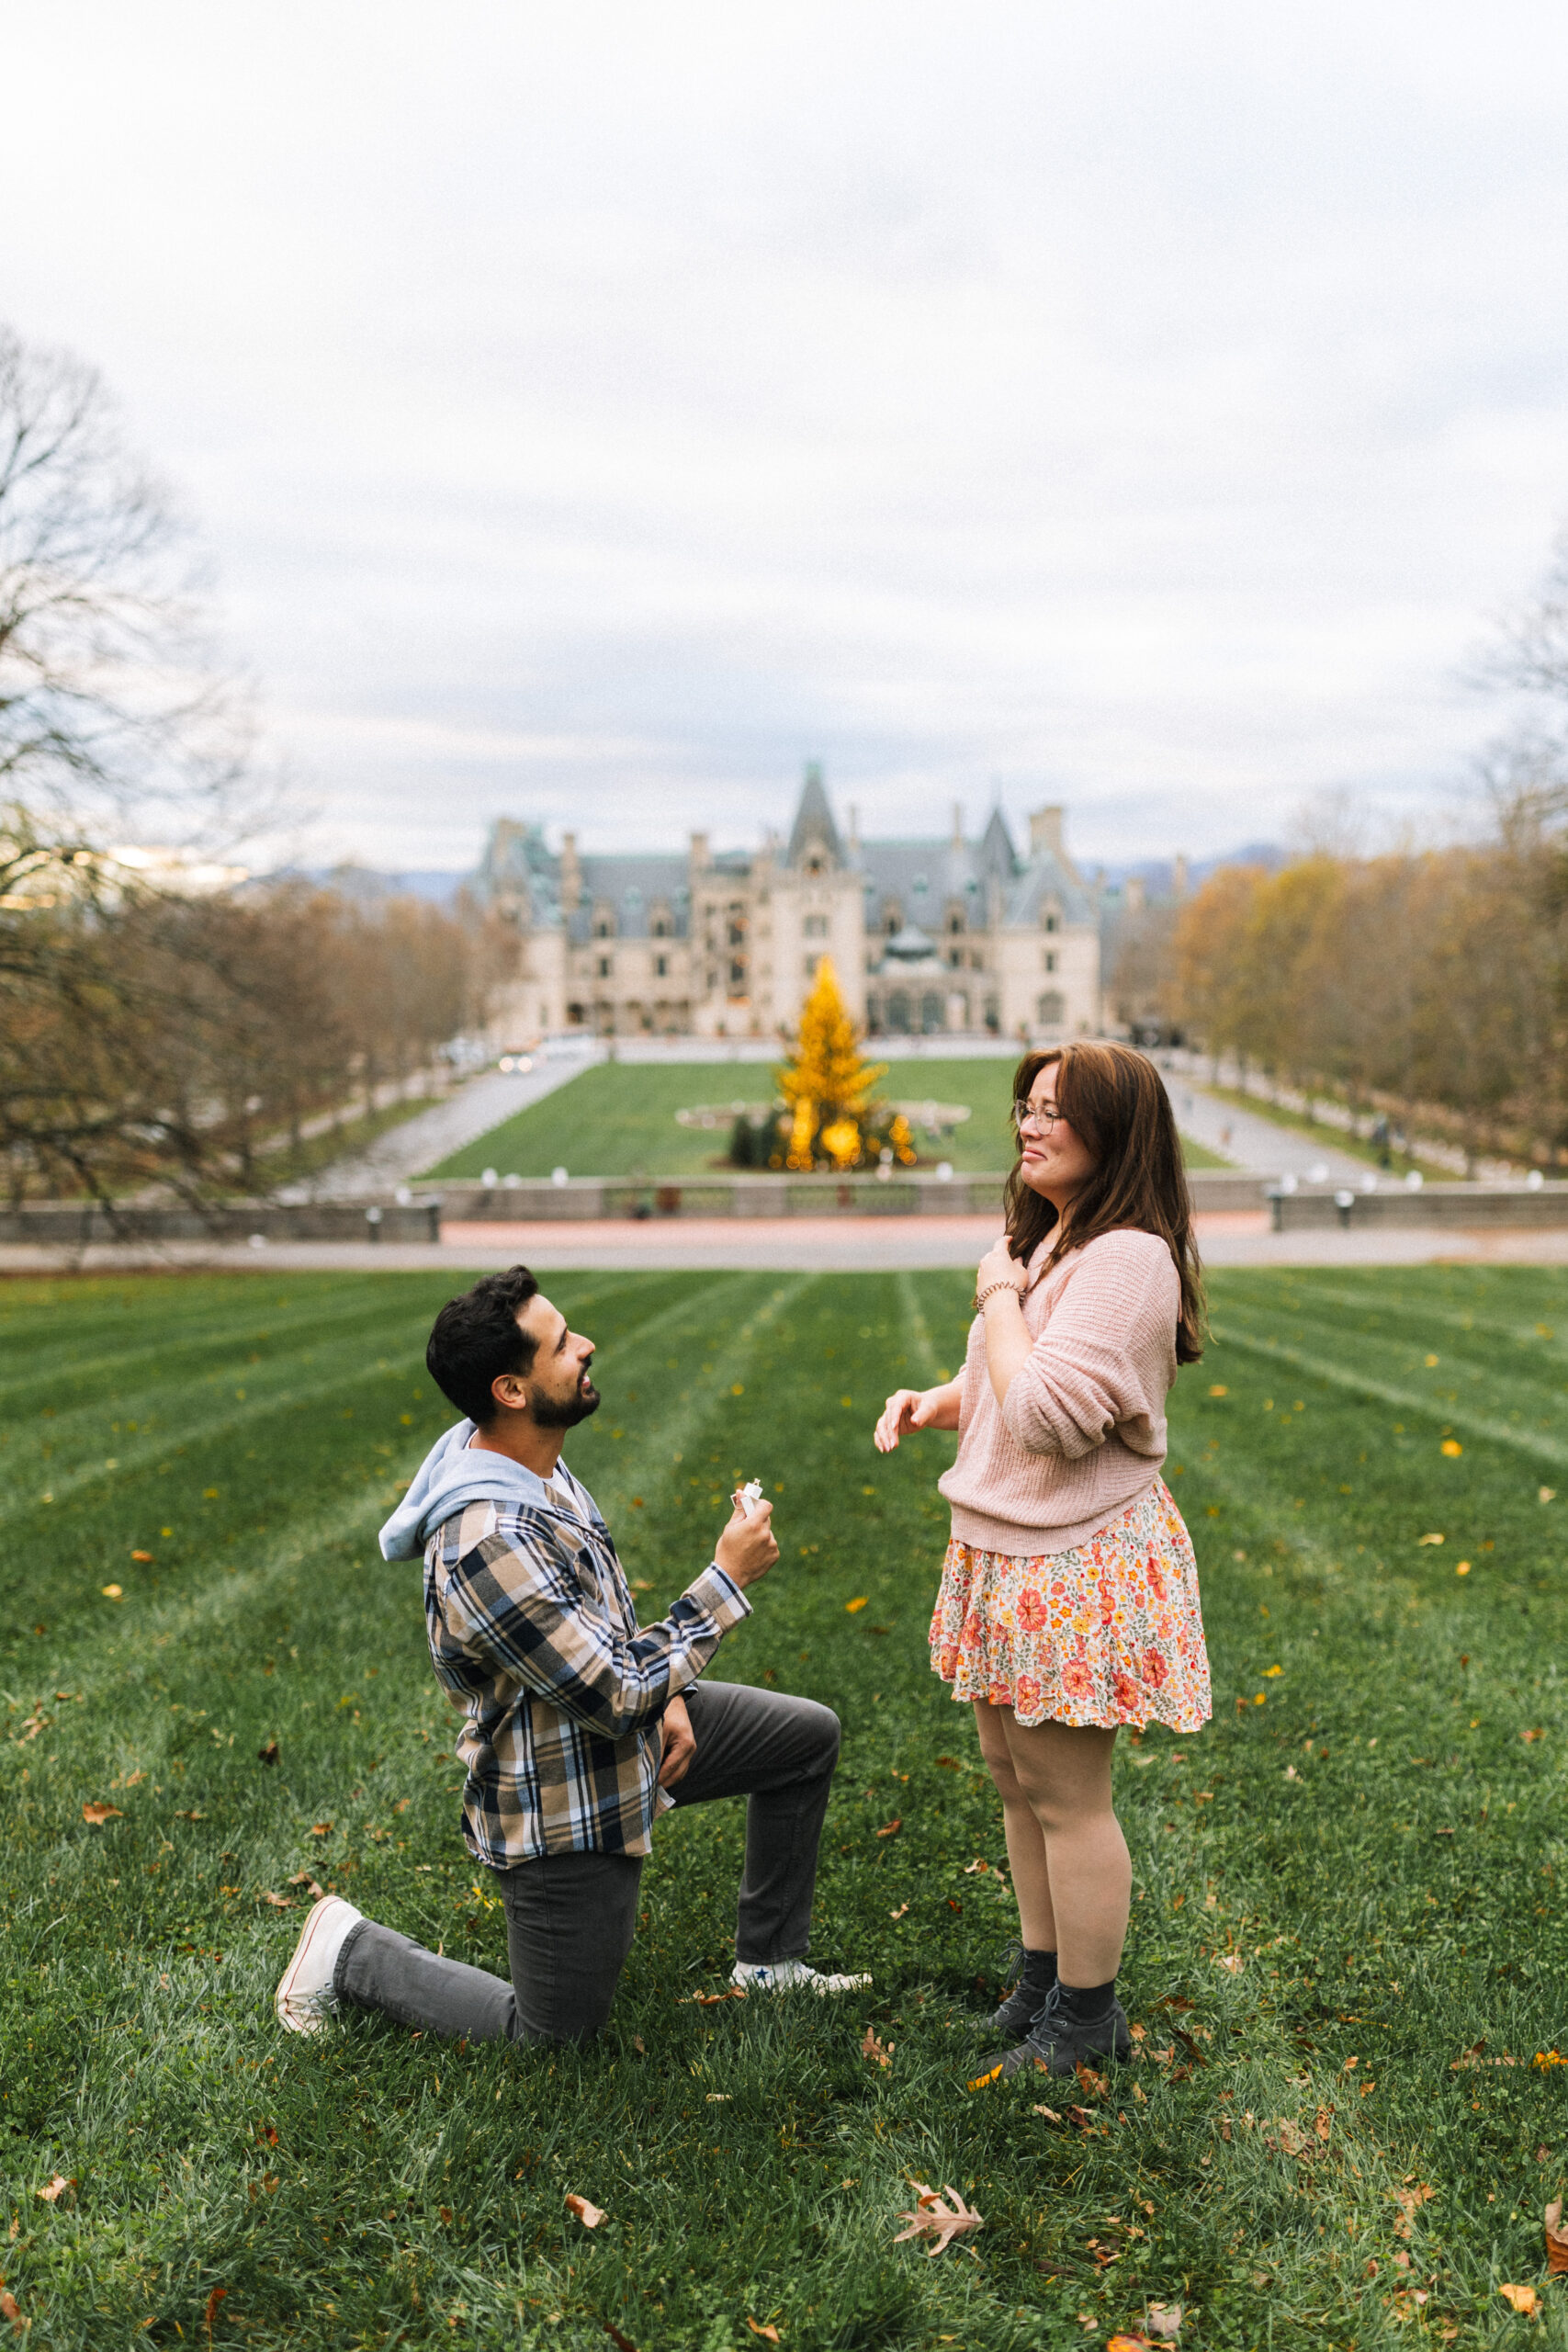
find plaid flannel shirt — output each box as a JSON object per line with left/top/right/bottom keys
{"left": 423, "top": 1460, "right": 750, "bottom": 1868}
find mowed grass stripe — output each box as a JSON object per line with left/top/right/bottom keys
{"left": 4, "top": 1267, "right": 1568, "bottom": 2352}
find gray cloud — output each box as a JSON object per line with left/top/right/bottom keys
{"left": 4, "top": 1, "right": 1567, "bottom": 869}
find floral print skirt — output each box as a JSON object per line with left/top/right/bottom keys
{"left": 929, "top": 1479, "right": 1212, "bottom": 1732}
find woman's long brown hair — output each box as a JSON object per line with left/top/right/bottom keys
{"left": 1003, "top": 1042, "right": 1205, "bottom": 1363}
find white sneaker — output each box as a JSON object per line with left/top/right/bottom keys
{"left": 275, "top": 1894, "right": 364, "bottom": 2034}
{"left": 730, "top": 1958, "right": 872, "bottom": 1996}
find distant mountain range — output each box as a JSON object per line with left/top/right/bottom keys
{"left": 285, "top": 840, "right": 1287, "bottom": 909}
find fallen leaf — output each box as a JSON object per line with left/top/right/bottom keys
{"left": 632, "top": 2036, "right": 646, "bottom": 2055}
{"left": 1498, "top": 2284, "right": 1538, "bottom": 2315}
{"left": 1546, "top": 2199, "right": 1568, "bottom": 2277}
{"left": 1215, "top": 1953, "right": 1244, "bottom": 1973}
{"left": 705, "top": 2093, "right": 730, "bottom": 2102}
{"left": 1441, "top": 1439, "right": 1462, "bottom": 1457}
{"left": 604, "top": 2324, "right": 640, "bottom": 2352}
{"left": 100, "top": 1583, "right": 123, "bottom": 1599}
{"left": 1207, "top": 1384, "right": 1228, "bottom": 1396}
{"left": 889, "top": 1902, "right": 909, "bottom": 1919}
{"left": 875, "top": 1818, "right": 902, "bottom": 1838}
{"left": 1145, "top": 2305, "right": 1182, "bottom": 2340}
{"left": 287, "top": 1871, "right": 325, "bottom": 1898}
{"left": 1108, "top": 2336, "right": 1153, "bottom": 2351}
{"left": 81, "top": 1801, "right": 122, "bottom": 1825}
{"left": 257, "top": 1740, "right": 279, "bottom": 1765}
{"left": 260, "top": 1892, "right": 294, "bottom": 1909}
{"left": 565, "top": 2193, "right": 605, "bottom": 2228}
{"left": 935, "top": 1755, "right": 960, "bottom": 1768}
{"left": 172, "top": 1808, "right": 206, "bottom": 1821}
{"left": 36, "top": 2175, "right": 73, "bottom": 2203}
{"left": 861, "top": 2026, "right": 893, "bottom": 2070}
{"left": 1391, "top": 2183, "right": 1435, "bottom": 2219}
{"left": 892, "top": 2180, "right": 984, "bottom": 2256}
{"left": 746, "top": 2324, "right": 781, "bottom": 2344}
{"left": 845, "top": 1597, "right": 868, "bottom": 1613}
{"left": 1416, "top": 1532, "right": 1445, "bottom": 1546}
{"left": 310, "top": 1822, "right": 333, "bottom": 1837}
{"left": 964, "top": 1857, "right": 990, "bottom": 1875}
{"left": 1032, "top": 2103, "right": 1063, "bottom": 2121}
{"left": 1521, "top": 1727, "right": 1545, "bottom": 1744}
{"left": 130, "top": 1549, "right": 153, "bottom": 1562}
{"left": 1540, "top": 1487, "right": 1556, "bottom": 1505}
{"left": 1076, "top": 2063, "right": 1109, "bottom": 2099}
{"left": 204, "top": 2286, "right": 229, "bottom": 2344}
{"left": 690, "top": 1987, "right": 745, "bottom": 2006}
{"left": 0, "top": 2288, "right": 20, "bottom": 2325}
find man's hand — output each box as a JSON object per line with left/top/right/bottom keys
{"left": 715, "top": 1493, "right": 779, "bottom": 1589}
{"left": 658, "top": 1692, "right": 696, "bottom": 1790}
{"left": 874, "top": 1383, "right": 961, "bottom": 1453}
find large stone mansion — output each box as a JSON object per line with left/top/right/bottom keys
{"left": 475, "top": 766, "right": 1103, "bottom": 1043}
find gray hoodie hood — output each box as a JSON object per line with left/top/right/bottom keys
{"left": 378, "top": 1419, "right": 566, "bottom": 1560}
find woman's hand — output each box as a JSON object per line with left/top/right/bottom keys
{"left": 976, "top": 1236, "right": 1024, "bottom": 1301}
{"left": 658, "top": 1692, "right": 696, "bottom": 1790}
{"left": 874, "top": 1381, "right": 962, "bottom": 1452}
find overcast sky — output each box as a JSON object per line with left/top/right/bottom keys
{"left": 6, "top": 4, "right": 1568, "bottom": 872}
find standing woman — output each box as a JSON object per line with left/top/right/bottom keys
{"left": 874, "top": 1043, "right": 1210, "bottom": 2077}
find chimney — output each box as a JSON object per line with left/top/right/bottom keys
{"left": 952, "top": 801, "right": 964, "bottom": 847}
{"left": 690, "top": 831, "right": 709, "bottom": 871}
{"left": 560, "top": 831, "right": 581, "bottom": 913}
{"left": 1172, "top": 852, "right": 1190, "bottom": 899}
{"left": 1029, "top": 805, "right": 1065, "bottom": 859}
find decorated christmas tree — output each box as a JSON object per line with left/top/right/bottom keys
{"left": 772, "top": 959, "right": 914, "bottom": 1171}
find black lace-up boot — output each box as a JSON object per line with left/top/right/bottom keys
{"left": 976, "top": 1978, "right": 1133, "bottom": 2084}
{"left": 985, "top": 1941, "right": 1057, "bottom": 2038}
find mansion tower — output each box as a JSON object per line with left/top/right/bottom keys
{"left": 476, "top": 766, "right": 1101, "bottom": 1044}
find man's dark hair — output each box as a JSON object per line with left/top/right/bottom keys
{"left": 426, "top": 1265, "right": 541, "bottom": 1425}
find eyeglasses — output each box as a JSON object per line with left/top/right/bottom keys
{"left": 1011, "top": 1101, "right": 1061, "bottom": 1134}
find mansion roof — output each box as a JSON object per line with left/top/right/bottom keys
{"left": 473, "top": 767, "right": 1096, "bottom": 940}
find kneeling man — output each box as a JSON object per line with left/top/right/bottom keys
{"left": 276, "top": 1265, "right": 864, "bottom": 2043}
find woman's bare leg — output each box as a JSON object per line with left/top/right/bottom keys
{"left": 971, "top": 1698, "right": 1055, "bottom": 1950}
{"left": 998, "top": 1713, "right": 1129, "bottom": 1987}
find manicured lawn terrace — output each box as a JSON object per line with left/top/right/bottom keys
{"left": 3, "top": 1266, "right": 1566, "bottom": 2349}
{"left": 426, "top": 1058, "right": 1233, "bottom": 1181}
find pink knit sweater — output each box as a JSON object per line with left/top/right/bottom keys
{"left": 937, "top": 1227, "right": 1180, "bottom": 1556}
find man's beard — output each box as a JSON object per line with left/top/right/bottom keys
{"left": 532, "top": 1375, "right": 601, "bottom": 1430}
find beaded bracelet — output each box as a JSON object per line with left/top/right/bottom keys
{"left": 973, "top": 1279, "right": 1024, "bottom": 1312}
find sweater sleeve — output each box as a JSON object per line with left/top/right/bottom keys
{"left": 999, "top": 1233, "right": 1178, "bottom": 1461}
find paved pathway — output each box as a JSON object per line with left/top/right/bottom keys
{"left": 301, "top": 1050, "right": 594, "bottom": 1196}
{"left": 1169, "top": 1078, "right": 1371, "bottom": 1184}
{"left": 9, "top": 1213, "right": 1568, "bottom": 1277}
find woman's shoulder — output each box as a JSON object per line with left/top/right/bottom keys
{"left": 1063, "top": 1227, "right": 1179, "bottom": 1289}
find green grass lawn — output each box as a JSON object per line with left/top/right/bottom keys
{"left": 3, "top": 1267, "right": 1566, "bottom": 2350}
{"left": 425, "top": 1059, "right": 1231, "bottom": 1180}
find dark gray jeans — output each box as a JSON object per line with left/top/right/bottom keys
{"left": 333, "top": 1679, "right": 840, "bottom": 2045}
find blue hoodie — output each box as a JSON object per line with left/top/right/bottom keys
{"left": 378, "top": 1419, "right": 591, "bottom": 1560}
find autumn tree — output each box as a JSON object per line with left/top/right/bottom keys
{"left": 774, "top": 958, "right": 897, "bottom": 1171}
